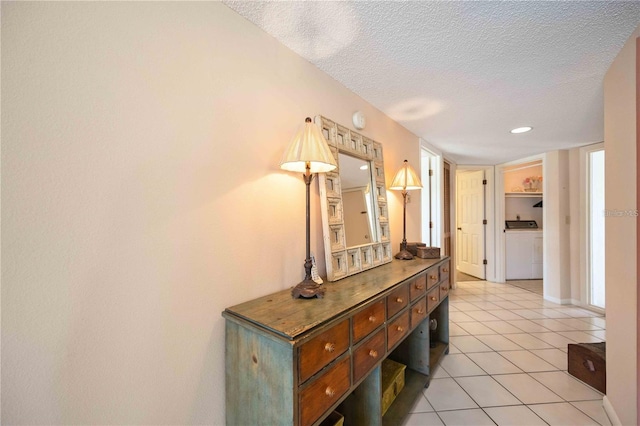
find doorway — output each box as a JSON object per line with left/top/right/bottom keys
{"left": 443, "top": 161, "right": 451, "bottom": 257}
{"left": 495, "top": 155, "right": 545, "bottom": 284}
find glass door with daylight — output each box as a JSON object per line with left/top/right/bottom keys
{"left": 588, "top": 148, "right": 605, "bottom": 309}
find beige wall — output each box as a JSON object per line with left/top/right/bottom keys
{"left": 568, "top": 147, "right": 582, "bottom": 305}
{"left": 604, "top": 26, "right": 639, "bottom": 426}
{"left": 543, "top": 150, "right": 572, "bottom": 303}
{"left": 1, "top": 3, "right": 420, "bottom": 424}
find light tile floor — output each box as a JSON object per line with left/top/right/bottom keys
{"left": 403, "top": 280, "right": 609, "bottom": 426}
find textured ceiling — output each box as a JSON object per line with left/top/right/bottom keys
{"left": 224, "top": 1, "right": 640, "bottom": 165}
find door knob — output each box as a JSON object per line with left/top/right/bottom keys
{"left": 457, "top": 227, "right": 462, "bottom": 231}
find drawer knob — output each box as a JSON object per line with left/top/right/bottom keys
{"left": 397, "top": 325, "right": 404, "bottom": 332}
{"left": 325, "top": 386, "right": 335, "bottom": 397}
{"left": 369, "top": 349, "right": 378, "bottom": 358}
{"left": 430, "top": 275, "right": 437, "bottom": 280}
{"left": 415, "top": 284, "right": 424, "bottom": 290}
{"left": 396, "top": 297, "right": 403, "bottom": 303}
{"left": 324, "top": 342, "right": 336, "bottom": 353}
{"left": 430, "top": 296, "right": 437, "bottom": 301}
{"left": 368, "top": 315, "right": 376, "bottom": 323}
{"left": 442, "top": 286, "right": 447, "bottom": 291}
{"left": 442, "top": 268, "right": 449, "bottom": 272}
{"left": 417, "top": 308, "right": 425, "bottom": 314}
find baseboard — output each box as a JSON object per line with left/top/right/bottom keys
{"left": 542, "top": 294, "right": 581, "bottom": 305}
{"left": 543, "top": 294, "right": 560, "bottom": 304}
{"left": 603, "top": 395, "right": 622, "bottom": 426}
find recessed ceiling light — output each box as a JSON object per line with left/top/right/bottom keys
{"left": 511, "top": 126, "right": 533, "bottom": 134}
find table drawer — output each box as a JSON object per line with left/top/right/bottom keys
{"left": 410, "top": 298, "right": 428, "bottom": 329}
{"left": 439, "top": 281, "right": 450, "bottom": 300}
{"left": 439, "top": 260, "right": 450, "bottom": 282}
{"left": 427, "top": 268, "right": 439, "bottom": 290}
{"left": 387, "top": 310, "right": 410, "bottom": 351}
{"left": 353, "top": 300, "right": 385, "bottom": 343}
{"left": 427, "top": 287, "right": 440, "bottom": 313}
{"left": 387, "top": 283, "right": 409, "bottom": 319}
{"left": 353, "top": 328, "right": 385, "bottom": 383}
{"left": 299, "top": 319, "right": 350, "bottom": 384}
{"left": 299, "top": 356, "right": 351, "bottom": 426}
{"left": 409, "top": 274, "right": 427, "bottom": 302}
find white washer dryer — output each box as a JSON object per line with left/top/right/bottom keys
{"left": 505, "top": 221, "right": 543, "bottom": 280}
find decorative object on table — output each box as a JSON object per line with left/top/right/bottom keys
{"left": 316, "top": 115, "right": 393, "bottom": 282}
{"left": 522, "top": 175, "right": 542, "bottom": 192}
{"left": 389, "top": 160, "right": 423, "bottom": 259}
{"left": 405, "top": 242, "right": 426, "bottom": 256}
{"left": 416, "top": 246, "right": 441, "bottom": 259}
{"left": 381, "top": 359, "right": 406, "bottom": 416}
{"left": 281, "top": 117, "right": 337, "bottom": 298}
{"left": 310, "top": 253, "right": 323, "bottom": 284}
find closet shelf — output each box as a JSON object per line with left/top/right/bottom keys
{"left": 506, "top": 192, "right": 543, "bottom": 198}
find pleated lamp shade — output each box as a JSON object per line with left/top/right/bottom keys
{"left": 389, "top": 160, "right": 422, "bottom": 191}
{"left": 280, "top": 118, "right": 337, "bottom": 174}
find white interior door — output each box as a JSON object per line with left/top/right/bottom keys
{"left": 457, "top": 170, "right": 486, "bottom": 279}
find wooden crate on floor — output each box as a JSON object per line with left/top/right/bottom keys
{"left": 568, "top": 342, "right": 606, "bottom": 394}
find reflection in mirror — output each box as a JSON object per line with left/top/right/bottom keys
{"left": 317, "top": 115, "right": 392, "bottom": 281}
{"left": 339, "top": 153, "right": 378, "bottom": 247}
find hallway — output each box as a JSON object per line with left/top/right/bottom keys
{"left": 403, "top": 280, "right": 608, "bottom": 425}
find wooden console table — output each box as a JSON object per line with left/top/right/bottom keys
{"left": 222, "top": 256, "right": 450, "bottom": 426}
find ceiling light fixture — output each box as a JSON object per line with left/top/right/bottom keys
{"left": 511, "top": 126, "right": 533, "bottom": 134}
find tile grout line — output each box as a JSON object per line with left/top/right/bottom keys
{"left": 412, "top": 280, "right": 608, "bottom": 426}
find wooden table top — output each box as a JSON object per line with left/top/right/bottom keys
{"left": 223, "top": 257, "right": 448, "bottom": 341}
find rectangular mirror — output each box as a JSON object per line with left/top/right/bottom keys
{"left": 339, "top": 152, "right": 378, "bottom": 247}
{"left": 316, "top": 115, "right": 392, "bottom": 281}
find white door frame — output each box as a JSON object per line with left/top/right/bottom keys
{"left": 455, "top": 165, "right": 495, "bottom": 282}
{"left": 495, "top": 154, "right": 545, "bottom": 283}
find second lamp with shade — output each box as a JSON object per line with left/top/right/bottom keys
{"left": 389, "top": 160, "right": 423, "bottom": 260}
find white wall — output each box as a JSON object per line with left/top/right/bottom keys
{"left": 603, "top": 26, "right": 639, "bottom": 426}
{"left": 1, "top": 3, "right": 421, "bottom": 424}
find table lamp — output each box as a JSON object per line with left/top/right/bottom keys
{"left": 280, "top": 117, "right": 337, "bottom": 298}
{"left": 389, "top": 160, "right": 423, "bottom": 260}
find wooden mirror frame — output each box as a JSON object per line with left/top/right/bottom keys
{"left": 316, "top": 115, "right": 392, "bottom": 281}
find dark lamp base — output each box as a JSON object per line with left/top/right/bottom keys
{"left": 291, "top": 279, "right": 325, "bottom": 299}
{"left": 395, "top": 249, "right": 415, "bottom": 260}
